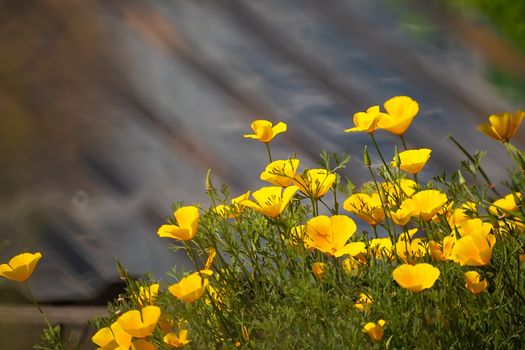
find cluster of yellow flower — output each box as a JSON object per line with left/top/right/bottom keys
{"left": 144, "top": 98, "right": 524, "bottom": 344}
{"left": 2, "top": 96, "right": 523, "bottom": 348}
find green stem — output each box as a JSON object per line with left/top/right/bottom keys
{"left": 448, "top": 135, "right": 501, "bottom": 197}
{"left": 370, "top": 133, "right": 394, "bottom": 181}
{"left": 367, "top": 165, "right": 395, "bottom": 240}
{"left": 399, "top": 134, "right": 408, "bottom": 150}
{"left": 265, "top": 143, "right": 273, "bottom": 163}
{"left": 24, "top": 282, "right": 52, "bottom": 329}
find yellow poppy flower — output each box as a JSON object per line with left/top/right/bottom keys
{"left": 395, "top": 238, "right": 426, "bottom": 263}
{"left": 392, "top": 263, "right": 440, "bottom": 292}
{"left": 164, "top": 329, "right": 191, "bottom": 348}
{"left": 168, "top": 270, "right": 213, "bottom": 303}
{"left": 343, "top": 192, "right": 385, "bottom": 226}
{"left": 489, "top": 192, "right": 521, "bottom": 216}
{"left": 289, "top": 224, "right": 306, "bottom": 245}
{"left": 478, "top": 110, "right": 525, "bottom": 143}
{"left": 381, "top": 179, "right": 417, "bottom": 205}
{"left": 390, "top": 200, "right": 415, "bottom": 226}
{"left": 0, "top": 252, "right": 42, "bottom": 282}
{"left": 293, "top": 168, "right": 336, "bottom": 199}
{"left": 158, "top": 206, "right": 199, "bottom": 241}
{"left": 311, "top": 262, "right": 327, "bottom": 280}
{"left": 464, "top": 271, "right": 488, "bottom": 295}
{"left": 240, "top": 186, "right": 298, "bottom": 218}
{"left": 243, "top": 120, "right": 287, "bottom": 143}
{"left": 92, "top": 321, "right": 132, "bottom": 350}
{"left": 368, "top": 238, "right": 394, "bottom": 260}
{"left": 397, "top": 228, "right": 418, "bottom": 242}
{"left": 451, "top": 230, "right": 496, "bottom": 266}
{"left": 344, "top": 106, "right": 387, "bottom": 133}
{"left": 260, "top": 159, "right": 300, "bottom": 187}
{"left": 342, "top": 256, "right": 365, "bottom": 277}
{"left": 354, "top": 293, "right": 373, "bottom": 312}
{"left": 428, "top": 235, "right": 456, "bottom": 261}
{"left": 447, "top": 202, "right": 477, "bottom": 228}
{"left": 212, "top": 191, "right": 252, "bottom": 219}
{"left": 212, "top": 204, "right": 233, "bottom": 219}
{"left": 406, "top": 190, "right": 448, "bottom": 221}
{"left": 498, "top": 217, "right": 525, "bottom": 236}
{"left": 362, "top": 319, "right": 386, "bottom": 342}
{"left": 117, "top": 305, "right": 161, "bottom": 338}
{"left": 137, "top": 283, "right": 160, "bottom": 307}
{"left": 377, "top": 95, "right": 419, "bottom": 135}
{"left": 391, "top": 148, "right": 431, "bottom": 174}
{"left": 304, "top": 215, "right": 365, "bottom": 257}
{"left": 454, "top": 218, "right": 493, "bottom": 238}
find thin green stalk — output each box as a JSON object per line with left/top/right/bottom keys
{"left": 24, "top": 282, "right": 52, "bottom": 329}
{"left": 448, "top": 135, "right": 501, "bottom": 197}
{"left": 265, "top": 143, "right": 273, "bottom": 163}
{"left": 367, "top": 165, "right": 395, "bottom": 240}
{"left": 370, "top": 133, "right": 394, "bottom": 181}
{"left": 399, "top": 134, "right": 408, "bottom": 150}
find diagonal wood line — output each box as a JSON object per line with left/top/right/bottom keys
{"left": 209, "top": 0, "right": 372, "bottom": 111}
{"left": 305, "top": 0, "right": 496, "bottom": 119}
{"left": 112, "top": 1, "right": 324, "bottom": 162}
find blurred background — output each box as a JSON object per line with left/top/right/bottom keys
{"left": 1, "top": 0, "right": 525, "bottom": 347}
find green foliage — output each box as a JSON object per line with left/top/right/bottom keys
{"left": 34, "top": 325, "right": 66, "bottom": 350}
{"left": 34, "top": 109, "right": 525, "bottom": 349}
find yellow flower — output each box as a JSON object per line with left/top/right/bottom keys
{"left": 392, "top": 263, "right": 440, "bottom": 292}
{"left": 354, "top": 293, "right": 373, "bottom": 312}
{"left": 455, "top": 218, "right": 493, "bottom": 238}
{"left": 240, "top": 186, "right": 298, "bottom": 218}
{"left": 368, "top": 238, "right": 394, "bottom": 260}
{"left": 381, "top": 179, "right": 417, "bottom": 205}
{"left": 293, "top": 168, "right": 336, "bottom": 199}
{"left": 478, "top": 110, "right": 525, "bottom": 143}
{"left": 451, "top": 229, "right": 496, "bottom": 266}
{"left": 489, "top": 192, "right": 521, "bottom": 216}
{"left": 498, "top": 217, "right": 525, "bottom": 236}
{"left": 395, "top": 238, "right": 426, "bottom": 263}
{"left": 260, "top": 159, "right": 300, "bottom": 187}
{"left": 137, "top": 284, "right": 160, "bottom": 307}
{"left": 244, "top": 119, "right": 287, "bottom": 143}
{"left": 92, "top": 321, "right": 132, "bottom": 350}
{"left": 212, "top": 191, "right": 252, "bottom": 219}
{"left": 406, "top": 190, "right": 448, "bottom": 221}
{"left": 212, "top": 204, "right": 233, "bottom": 219}
{"left": 362, "top": 319, "right": 386, "bottom": 342}
{"left": 304, "top": 215, "right": 365, "bottom": 257}
{"left": 342, "top": 256, "right": 365, "bottom": 277}
{"left": 428, "top": 235, "right": 456, "bottom": 261}
{"left": 390, "top": 200, "right": 415, "bottom": 226}
{"left": 447, "top": 202, "right": 477, "bottom": 228}
{"left": 158, "top": 206, "right": 199, "bottom": 241}
{"left": 377, "top": 95, "right": 419, "bottom": 135}
{"left": 311, "top": 262, "right": 327, "bottom": 280}
{"left": 0, "top": 252, "right": 42, "bottom": 282}
{"left": 289, "top": 224, "right": 306, "bottom": 245}
{"left": 391, "top": 148, "right": 431, "bottom": 174}
{"left": 168, "top": 270, "right": 213, "bottom": 303}
{"left": 464, "top": 271, "right": 488, "bottom": 295}
{"left": 345, "top": 106, "right": 387, "bottom": 133}
{"left": 117, "top": 305, "right": 161, "bottom": 338}
{"left": 164, "top": 329, "right": 191, "bottom": 348}
{"left": 343, "top": 192, "right": 385, "bottom": 226}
